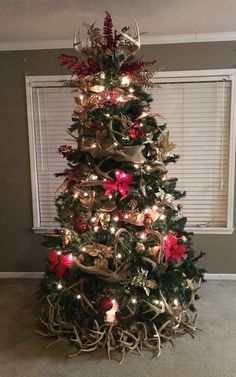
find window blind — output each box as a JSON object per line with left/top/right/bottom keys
{"left": 29, "top": 76, "right": 232, "bottom": 230}
{"left": 32, "top": 84, "right": 76, "bottom": 228}
{"left": 149, "top": 79, "right": 231, "bottom": 228}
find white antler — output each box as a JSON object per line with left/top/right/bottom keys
{"left": 120, "top": 18, "right": 141, "bottom": 52}
{"left": 73, "top": 29, "right": 82, "bottom": 52}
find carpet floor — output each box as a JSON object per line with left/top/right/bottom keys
{"left": 0, "top": 279, "right": 235, "bottom": 377}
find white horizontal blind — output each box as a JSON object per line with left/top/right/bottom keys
{"left": 32, "top": 84, "right": 76, "bottom": 228}
{"left": 29, "top": 75, "right": 232, "bottom": 230}
{"left": 149, "top": 79, "right": 231, "bottom": 227}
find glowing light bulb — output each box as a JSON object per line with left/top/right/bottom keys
{"left": 117, "top": 96, "right": 123, "bottom": 102}
{"left": 114, "top": 142, "right": 118, "bottom": 147}
{"left": 57, "top": 251, "right": 62, "bottom": 256}
{"left": 121, "top": 76, "right": 130, "bottom": 86}
{"left": 111, "top": 299, "right": 116, "bottom": 305}
{"left": 173, "top": 299, "right": 178, "bottom": 306}
{"left": 160, "top": 214, "right": 166, "bottom": 220}
{"left": 146, "top": 165, "right": 151, "bottom": 172}
{"left": 83, "top": 192, "right": 89, "bottom": 197}
{"left": 94, "top": 225, "right": 99, "bottom": 232}
{"left": 108, "top": 195, "right": 113, "bottom": 199}
{"left": 98, "top": 95, "right": 101, "bottom": 100}
{"left": 182, "top": 236, "right": 187, "bottom": 242}
{"left": 79, "top": 94, "right": 84, "bottom": 100}
{"left": 91, "top": 174, "right": 98, "bottom": 180}
{"left": 131, "top": 297, "right": 137, "bottom": 304}
{"left": 134, "top": 164, "right": 139, "bottom": 169}
{"left": 129, "top": 87, "right": 134, "bottom": 93}
{"left": 152, "top": 205, "right": 158, "bottom": 211}
{"left": 91, "top": 217, "right": 96, "bottom": 223}
{"left": 74, "top": 193, "right": 78, "bottom": 199}
{"left": 124, "top": 214, "right": 129, "bottom": 219}
{"left": 107, "top": 95, "right": 111, "bottom": 100}
{"left": 113, "top": 216, "right": 119, "bottom": 222}
{"left": 110, "top": 227, "right": 116, "bottom": 234}
{"left": 117, "top": 253, "right": 122, "bottom": 259}
{"left": 68, "top": 254, "right": 73, "bottom": 261}
{"left": 91, "top": 143, "right": 97, "bottom": 148}
{"left": 81, "top": 247, "right": 86, "bottom": 252}
{"left": 140, "top": 232, "right": 146, "bottom": 240}
{"left": 153, "top": 299, "right": 159, "bottom": 305}
{"left": 76, "top": 294, "right": 81, "bottom": 300}
{"left": 106, "top": 113, "right": 110, "bottom": 118}
{"left": 57, "top": 283, "right": 63, "bottom": 290}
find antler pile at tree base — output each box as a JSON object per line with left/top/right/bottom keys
{"left": 38, "top": 12, "right": 205, "bottom": 363}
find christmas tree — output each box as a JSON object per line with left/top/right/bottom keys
{"left": 38, "top": 12, "right": 205, "bottom": 362}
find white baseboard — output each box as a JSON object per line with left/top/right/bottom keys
{"left": 0, "top": 272, "right": 44, "bottom": 278}
{"left": 0, "top": 272, "right": 236, "bottom": 280}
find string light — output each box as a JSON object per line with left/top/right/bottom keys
{"left": 146, "top": 165, "right": 151, "bottom": 172}
{"left": 73, "top": 193, "right": 78, "bottom": 199}
{"left": 57, "top": 251, "right": 62, "bottom": 256}
{"left": 113, "top": 216, "right": 119, "bottom": 222}
{"left": 83, "top": 192, "right": 89, "bottom": 197}
{"left": 111, "top": 298, "right": 116, "bottom": 304}
{"left": 117, "top": 253, "right": 122, "bottom": 259}
{"left": 91, "top": 217, "right": 96, "bottom": 223}
{"left": 108, "top": 195, "right": 113, "bottom": 199}
{"left": 68, "top": 254, "right": 73, "bottom": 261}
{"left": 114, "top": 142, "right": 118, "bottom": 147}
{"left": 91, "top": 174, "right": 98, "bottom": 180}
{"left": 153, "top": 299, "right": 159, "bottom": 305}
{"left": 110, "top": 227, "right": 116, "bottom": 234}
{"left": 129, "top": 87, "right": 134, "bottom": 93}
{"left": 94, "top": 225, "right": 99, "bottom": 232}
{"left": 105, "top": 113, "right": 110, "bottom": 118}
{"left": 91, "top": 143, "right": 97, "bottom": 148}
{"left": 144, "top": 208, "right": 149, "bottom": 214}
{"left": 81, "top": 247, "right": 86, "bottom": 252}
{"left": 131, "top": 297, "right": 137, "bottom": 304}
{"left": 76, "top": 294, "right": 81, "bottom": 300}
{"left": 160, "top": 214, "right": 166, "bottom": 220}
{"left": 134, "top": 164, "right": 139, "bottom": 169}
{"left": 152, "top": 205, "right": 158, "bottom": 211}
{"left": 173, "top": 299, "right": 178, "bottom": 306}
{"left": 57, "top": 282, "right": 63, "bottom": 290}
{"left": 182, "top": 236, "right": 187, "bottom": 242}
{"left": 140, "top": 232, "right": 146, "bottom": 240}
{"left": 79, "top": 94, "right": 84, "bottom": 100}
{"left": 121, "top": 76, "right": 130, "bottom": 86}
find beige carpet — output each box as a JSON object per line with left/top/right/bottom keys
{"left": 0, "top": 279, "right": 235, "bottom": 377}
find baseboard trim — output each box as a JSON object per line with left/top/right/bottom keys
{"left": 0, "top": 272, "right": 236, "bottom": 280}
{"left": 0, "top": 272, "right": 44, "bottom": 278}
{"left": 204, "top": 273, "right": 236, "bottom": 280}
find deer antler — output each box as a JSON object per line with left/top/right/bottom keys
{"left": 73, "top": 30, "right": 82, "bottom": 52}
{"left": 120, "top": 18, "right": 141, "bottom": 53}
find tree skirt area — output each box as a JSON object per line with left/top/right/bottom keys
{"left": 0, "top": 279, "right": 235, "bottom": 377}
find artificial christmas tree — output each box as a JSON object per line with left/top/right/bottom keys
{"left": 38, "top": 12, "right": 205, "bottom": 363}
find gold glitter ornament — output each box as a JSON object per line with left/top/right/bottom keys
{"left": 61, "top": 228, "right": 72, "bottom": 246}
{"left": 99, "top": 213, "right": 111, "bottom": 230}
{"left": 131, "top": 268, "right": 157, "bottom": 296}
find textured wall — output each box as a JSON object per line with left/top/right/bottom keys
{"left": 0, "top": 42, "right": 236, "bottom": 272}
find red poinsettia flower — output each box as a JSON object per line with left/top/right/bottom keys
{"left": 48, "top": 250, "right": 73, "bottom": 279}
{"left": 57, "top": 145, "right": 73, "bottom": 158}
{"left": 164, "top": 234, "right": 189, "bottom": 263}
{"left": 129, "top": 124, "right": 144, "bottom": 140}
{"left": 103, "top": 170, "right": 133, "bottom": 197}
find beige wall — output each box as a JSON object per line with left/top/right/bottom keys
{"left": 0, "top": 42, "right": 236, "bottom": 272}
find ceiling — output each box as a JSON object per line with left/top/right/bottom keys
{"left": 1, "top": 0, "right": 236, "bottom": 43}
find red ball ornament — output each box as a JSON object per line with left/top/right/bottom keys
{"left": 99, "top": 296, "right": 113, "bottom": 312}
{"left": 73, "top": 219, "right": 87, "bottom": 234}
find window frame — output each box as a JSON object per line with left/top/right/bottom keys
{"left": 25, "top": 69, "right": 236, "bottom": 235}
